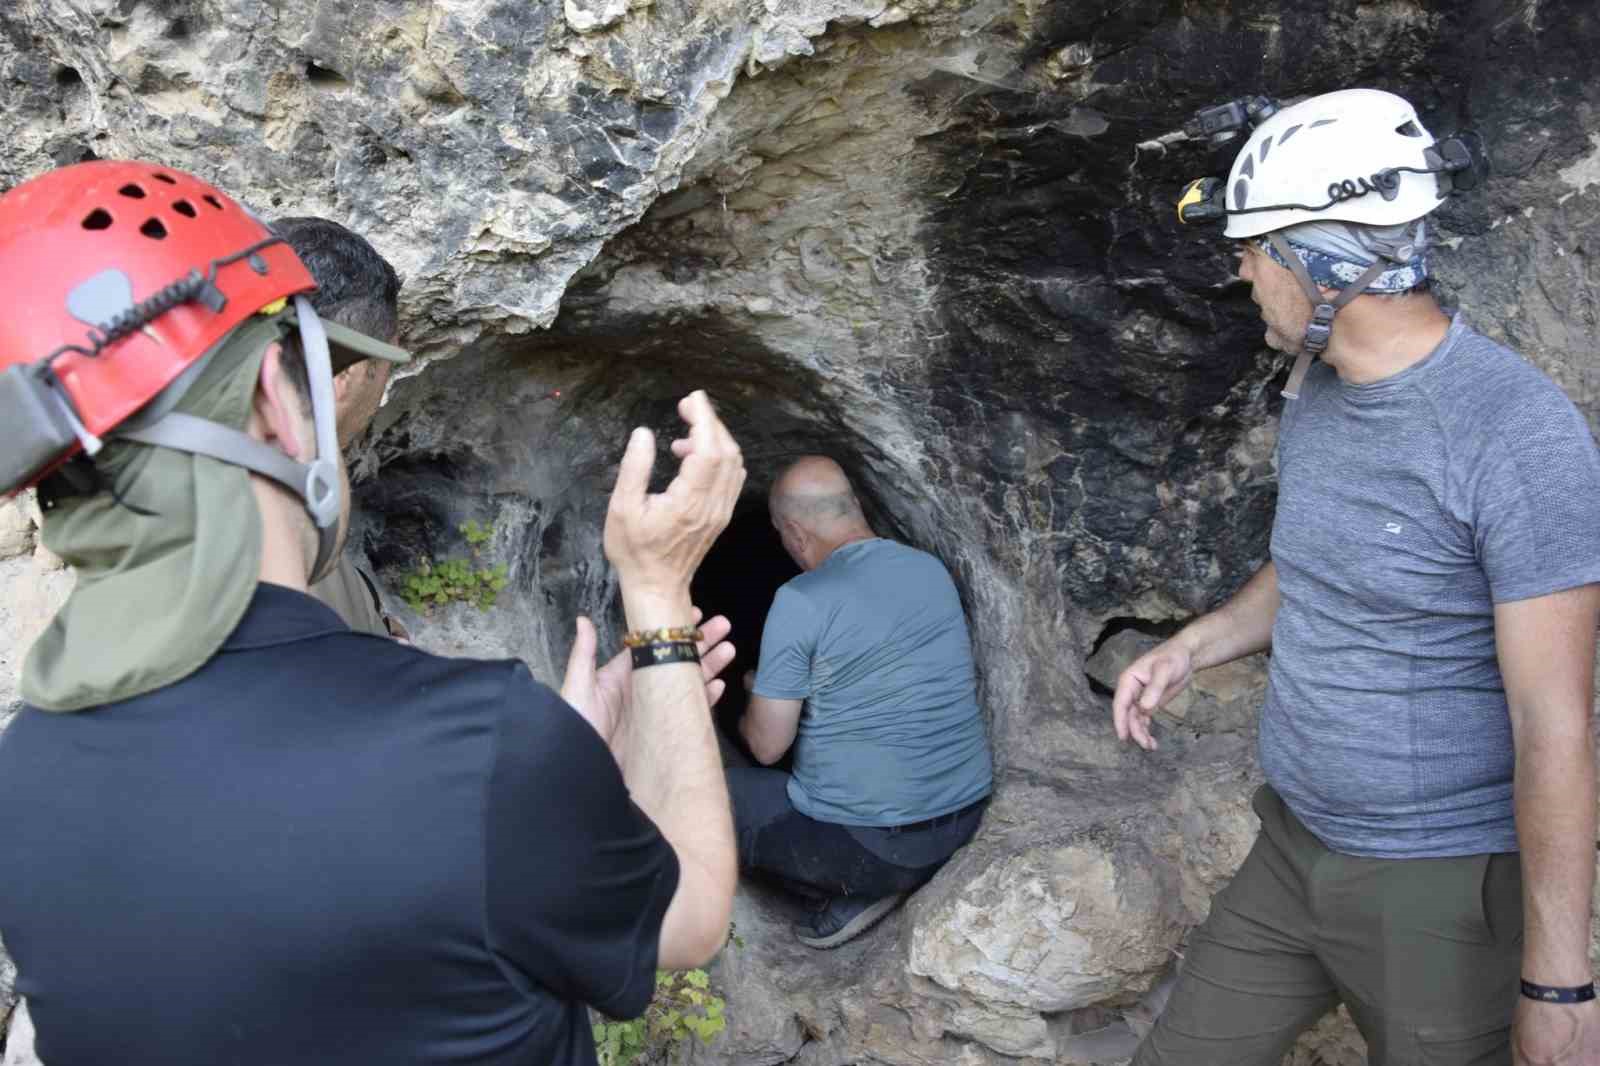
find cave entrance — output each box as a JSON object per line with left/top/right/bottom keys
{"left": 690, "top": 500, "right": 801, "bottom": 745}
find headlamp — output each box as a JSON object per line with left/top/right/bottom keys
{"left": 1425, "top": 132, "right": 1487, "bottom": 194}
{"left": 0, "top": 364, "right": 81, "bottom": 494}
{"left": 1184, "top": 95, "right": 1281, "bottom": 144}
{"left": 1176, "top": 177, "right": 1228, "bottom": 226}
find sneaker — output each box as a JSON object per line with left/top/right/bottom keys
{"left": 793, "top": 893, "right": 904, "bottom": 949}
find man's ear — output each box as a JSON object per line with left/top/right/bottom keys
{"left": 253, "top": 342, "right": 309, "bottom": 461}
{"left": 781, "top": 516, "right": 808, "bottom": 550}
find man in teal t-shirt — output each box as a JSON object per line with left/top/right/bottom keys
{"left": 734, "top": 456, "right": 992, "bottom": 948}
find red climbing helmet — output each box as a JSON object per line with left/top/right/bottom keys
{"left": 0, "top": 160, "right": 408, "bottom": 581}
{"left": 0, "top": 160, "right": 317, "bottom": 486}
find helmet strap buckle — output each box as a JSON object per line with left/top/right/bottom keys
{"left": 1303, "top": 304, "right": 1336, "bottom": 354}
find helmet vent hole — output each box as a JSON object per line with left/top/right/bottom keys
{"left": 1259, "top": 137, "right": 1272, "bottom": 162}
{"left": 1310, "top": 118, "right": 1337, "bottom": 129}
{"left": 1279, "top": 123, "right": 1303, "bottom": 146}
{"left": 202, "top": 194, "right": 224, "bottom": 211}
{"left": 151, "top": 173, "right": 178, "bottom": 185}
{"left": 82, "top": 209, "right": 113, "bottom": 231}
{"left": 172, "top": 199, "right": 198, "bottom": 218}
{"left": 1239, "top": 155, "right": 1255, "bottom": 180}
{"left": 1396, "top": 121, "right": 1424, "bottom": 138}
{"left": 140, "top": 218, "right": 169, "bottom": 240}
{"left": 1233, "top": 178, "right": 1250, "bottom": 209}
{"left": 118, "top": 183, "right": 147, "bottom": 200}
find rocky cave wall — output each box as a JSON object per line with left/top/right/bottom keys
{"left": 4, "top": 1, "right": 1600, "bottom": 1064}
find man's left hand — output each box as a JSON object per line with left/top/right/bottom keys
{"left": 561, "top": 607, "right": 736, "bottom": 747}
{"left": 1515, "top": 996, "right": 1600, "bottom": 1065}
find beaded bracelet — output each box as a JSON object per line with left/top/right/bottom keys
{"left": 622, "top": 626, "right": 703, "bottom": 648}
{"left": 630, "top": 640, "right": 701, "bottom": 669}
{"left": 1520, "top": 979, "right": 1597, "bottom": 1004}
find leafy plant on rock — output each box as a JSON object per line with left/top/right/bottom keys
{"left": 398, "top": 519, "right": 509, "bottom": 613}
{"left": 593, "top": 968, "right": 727, "bottom": 1066}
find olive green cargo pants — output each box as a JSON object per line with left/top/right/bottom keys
{"left": 1135, "top": 785, "right": 1522, "bottom": 1066}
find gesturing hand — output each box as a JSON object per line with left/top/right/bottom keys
{"left": 560, "top": 607, "right": 737, "bottom": 749}
{"left": 1111, "top": 638, "right": 1195, "bottom": 751}
{"left": 604, "top": 390, "right": 745, "bottom": 600}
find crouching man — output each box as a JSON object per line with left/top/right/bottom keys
{"left": 732, "top": 456, "right": 992, "bottom": 948}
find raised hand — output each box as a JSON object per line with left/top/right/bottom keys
{"left": 604, "top": 390, "right": 745, "bottom": 606}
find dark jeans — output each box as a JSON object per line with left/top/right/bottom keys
{"left": 726, "top": 767, "right": 984, "bottom": 900}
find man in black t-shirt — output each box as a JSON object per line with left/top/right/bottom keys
{"left": 0, "top": 162, "right": 745, "bottom": 1065}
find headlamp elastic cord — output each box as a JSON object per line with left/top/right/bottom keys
{"left": 39, "top": 235, "right": 287, "bottom": 368}
{"left": 1223, "top": 163, "right": 1456, "bottom": 218}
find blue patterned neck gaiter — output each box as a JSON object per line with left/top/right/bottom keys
{"left": 1258, "top": 218, "right": 1430, "bottom": 293}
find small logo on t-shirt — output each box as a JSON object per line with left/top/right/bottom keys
{"left": 1384, "top": 522, "right": 1404, "bottom": 535}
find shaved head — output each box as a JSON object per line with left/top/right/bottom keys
{"left": 768, "top": 456, "right": 876, "bottom": 571}
{"left": 770, "top": 456, "right": 861, "bottom": 529}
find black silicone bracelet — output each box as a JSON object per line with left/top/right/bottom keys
{"left": 630, "top": 641, "right": 701, "bottom": 670}
{"left": 1520, "top": 980, "right": 1597, "bottom": 1004}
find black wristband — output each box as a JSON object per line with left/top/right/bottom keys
{"left": 1520, "top": 979, "right": 1597, "bottom": 1004}
{"left": 630, "top": 641, "right": 700, "bottom": 670}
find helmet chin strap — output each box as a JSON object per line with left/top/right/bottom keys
{"left": 117, "top": 299, "right": 344, "bottom": 584}
{"left": 1267, "top": 231, "right": 1391, "bottom": 400}
{"left": 289, "top": 295, "right": 344, "bottom": 583}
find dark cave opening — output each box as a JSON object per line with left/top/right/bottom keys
{"left": 1083, "top": 615, "right": 1184, "bottom": 698}
{"left": 690, "top": 501, "right": 801, "bottom": 746}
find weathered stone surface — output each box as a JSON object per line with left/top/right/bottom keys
{"left": 0, "top": 946, "right": 13, "bottom": 1049}
{"left": 0, "top": 499, "right": 32, "bottom": 561}
{"left": 1, "top": 997, "right": 35, "bottom": 1066}
{"left": 3, "top": 1, "right": 1600, "bottom": 1064}
{"left": 565, "top": 0, "right": 637, "bottom": 36}
{"left": 1285, "top": 1008, "right": 1367, "bottom": 1066}
{"left": 909, "top": 835, "right": 1184, "bottom": 1013}
{"left": 0, "top": 557, "right": 74, "bottom": 729}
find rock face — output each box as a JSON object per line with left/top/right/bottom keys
{"left": 4, "top": 1, "right": 1600, "bottom": 1064}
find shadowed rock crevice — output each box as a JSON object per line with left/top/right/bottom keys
{"left": 691, "top": 504, "right": 800, "bottom": 734}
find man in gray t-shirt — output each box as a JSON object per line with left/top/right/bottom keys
{"left": 1115, "top": 89, "right": 1600, "bottom": 1065}
{"left": 732, "top": 456, "right": 992, "bottom": 949}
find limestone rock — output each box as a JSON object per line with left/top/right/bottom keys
{"left": 563, "top": 0, "right": 636, "bottom": 35}
{"left": 0, "top": 499, "right": 32, "bottom": 561}
{"left": 0, "top": 948, "right": 12, "bottom": 1041}
{"left": 1286, "top": 1007, "right": 1367, "bottom": 1066}
{"left": 1, "top": 998, "right": 38, "bottom": 1066}
{"left": 909, "top": 836, "right": 1184, "bottom": 1013}
{"left": 0, "top": 557, "right": 74, "bottom": 727}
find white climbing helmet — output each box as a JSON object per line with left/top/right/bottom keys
{"left": 1223, "top": 89, "right": 1445, "bottom": 239}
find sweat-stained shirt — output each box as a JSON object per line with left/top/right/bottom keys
{"left": 1262, "top": 314, "right": 1600, "bottom": 858}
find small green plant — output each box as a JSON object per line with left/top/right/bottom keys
{"left": 398, "top": 519, "right": 508, "bottom": 613}
{"left": 593, "top": 969, "right": 727, "bottom": 1066}
{"left": 400, "top": 557, "right": 508, "bottom": 613}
